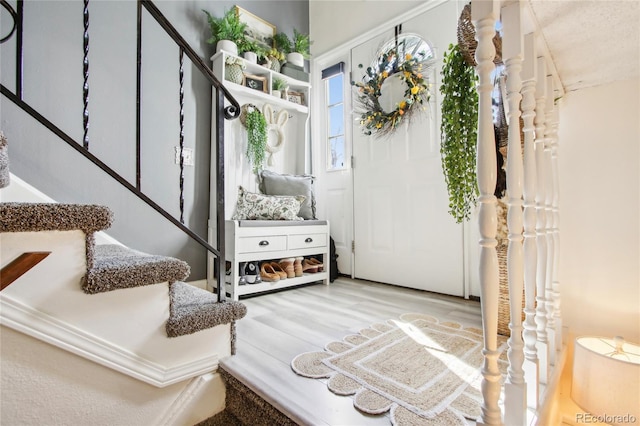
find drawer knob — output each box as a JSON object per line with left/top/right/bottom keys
{"left": 258, "top": 240, "right": 270, "bottom": 246}
{"left": 305, "top": 237, "right": 313, "bottom": 243}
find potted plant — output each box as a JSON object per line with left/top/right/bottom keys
{"left": 275, "top": 29, "right": 311, "bottom": 67}
{"left": 202, "top": 8, "right": 247, "bottom": 56}
{"left": 272, "top": 77, "right": 287, "bottom": 99}
{"left": 242, "top": 105, "right": 268, "bottom": 173}
{"left": 238, "top": 38, "right": 264, "bottom": 63}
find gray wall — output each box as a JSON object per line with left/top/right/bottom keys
{"left": 0, "top": 0, "right": 309, "bottom": 280}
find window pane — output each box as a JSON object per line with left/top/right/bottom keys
{"left": 327, "top": 75, "right": 343, "bottom": 105}
{"left": 328, "top": 104, "right": 344, "bottom": 137}
{"left": 329, "top": 136, "right": 345, "bottom": 170}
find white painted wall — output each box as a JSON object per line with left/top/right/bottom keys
{"left": 558, "top": 78, "right": 640, "bottom": 343}
{"left": 310, "top": 0, "right": 426, "bottom": 56}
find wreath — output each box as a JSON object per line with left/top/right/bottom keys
{"left": 352, "top": 49, "right": 431, "bottom": 137}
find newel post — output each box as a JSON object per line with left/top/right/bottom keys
{"left": 472, "top": 0, "right": 503, "bottom": 424}
{"left": 502, "top": 2, "right": 527, "bottom": 424}
{"left": 520, "top": 32, "right": 540, "bottom": 410}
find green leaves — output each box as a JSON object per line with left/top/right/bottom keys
{"left": 245, "top": 110, "right": 267, "bottom": 173}
{"left": 440, "top": 44, "right": 478, "bottom": 223}
{"left": 202, "top": 9, "right": 247, "bottom": 47}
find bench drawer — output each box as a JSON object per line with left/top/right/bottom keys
{"left": 288, "top": 233, "right": 327, "bottom": 250}
{"left": 237, "top": 235, "right": 287, "bottom": 254}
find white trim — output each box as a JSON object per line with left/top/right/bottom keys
{"left": 0, "top": 294, "right": 219, "bottom": 388}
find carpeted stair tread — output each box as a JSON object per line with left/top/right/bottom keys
{"left": 82, "top": 244, "right": 190, "bottom": 294}
{"left": 0, "top": 202, "right": 113, "bottom": 234}
{"left": 166, "top": 281, "right": 247, "bottom": 338}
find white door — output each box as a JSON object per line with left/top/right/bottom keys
{"left": 351, "top": 1, "right": 464, "bottom": 295}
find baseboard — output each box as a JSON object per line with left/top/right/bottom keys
{"left": 0, "top": 294, "right": 219, "bottom": 388}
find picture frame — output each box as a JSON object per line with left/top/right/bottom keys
{"left": 235, "top": 6, "right": 275, "bottom": 52}
{"left": 244, "top": 74, "right": 268, "bottom": 93}
{"left": 287, "top": 91, "right": 305, "bottom": 106}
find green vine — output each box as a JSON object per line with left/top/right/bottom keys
{"left": 244, "top": 109, "right": 267, "bottom": 173}
{"left": 439, "top": 43, "right": 479, "bottom": 223}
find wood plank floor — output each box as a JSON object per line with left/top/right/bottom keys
{"left": 220, "top": 277, "right": 482, "bottom": 426}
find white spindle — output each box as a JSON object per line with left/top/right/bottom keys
{"left": 544, "top": 75, "right": 556, "bottom": 365}
{"left": 551, "top": 106, "right": 562, "bottom": 358}
{"left": 501, "top": 3, "right": 527, "bottom": 425}
{"left": 534, "top": 56, "right": 550, "bottom": 387}
{"left": 472, "top": 1, "right": 502, "bottom": 424}
{"left": 520, "top": 32, "right": 540, "bottom": 410}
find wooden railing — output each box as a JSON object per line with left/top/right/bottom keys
{"left": 0, "top": 252, "right": 51, "bottom": 291}
{"left": 472, "top": 1, "right": 563, "bottom": 424}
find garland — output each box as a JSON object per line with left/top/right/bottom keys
{"left": 352, "top": 50, "right": 430, "bottom": 137}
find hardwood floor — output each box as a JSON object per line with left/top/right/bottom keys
{"left": 220, "top": 277, "right": 482, "bottom": 426}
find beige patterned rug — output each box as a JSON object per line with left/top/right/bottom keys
{"left": 291, "top": 313, "right": 508, "bottom": 425}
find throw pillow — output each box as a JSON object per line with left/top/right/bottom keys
{"left": 259, "top": 170, "right": 316, "bottom": 220}
{"left": 232, "top": 186, "right": 305, "bottom": 221}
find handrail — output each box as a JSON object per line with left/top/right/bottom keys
{"left": 0, "top": 84, "right": 222, "bottom": 260}
{"left": 1, "top": 252, "right": 51, "bottom": 291}
{"left": 140, "top": 0, "right": 240, "bottom": 120}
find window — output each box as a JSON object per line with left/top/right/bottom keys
{"left": 323, "top": 63, "right": 346, "bottom": 171}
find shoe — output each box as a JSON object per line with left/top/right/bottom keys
{"left": 260, "top": 263, "right": 280, "bottom": 282}
{"left": 302, "top": 259, "right": 318, "bottom": 273}
{"left": 269, "top": 262, "right": 288, "bottom": 280}
{"left": 278, "top": 258, "right": 295, "bottom": 278}
{"left": 307, "top": 257, "right": 324, "bottom": 272}
{"left": 245, "top": 261, "right": 260, "bottom": 284}
{"left": 238, "top": 262, "right": 247, "bottom": 285}
{"left": 293, "top": 257, "right": 304, "bottom": 277}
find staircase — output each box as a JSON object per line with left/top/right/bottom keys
{"left": 0, "top": 173, "right": 247, "bottom": 425}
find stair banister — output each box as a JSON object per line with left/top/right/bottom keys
{"left": 1, "top": 0, "right": 241, "bottom": 302}
{"left": 472, "top": 0, "right": 503, "bottom": 424}
{"left": 534, "top": 56, "right": 550, "bottom": 388}
{"left": 502, "top": 2, "right": 527, "bottom": 424}
{"left": 521, "top": 31, "right": 540, "bottom": 410}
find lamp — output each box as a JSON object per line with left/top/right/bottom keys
{"left": 571, "top": 336, "right": 640, "bottom": 425}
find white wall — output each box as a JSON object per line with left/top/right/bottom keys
{"left": 558, "top": 78, "right": 640, "bottom": 343}
{"left": 310, "top": 0, "right": 426, "bottom": 56}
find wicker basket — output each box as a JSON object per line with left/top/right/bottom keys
{"left": 497, "top": 242, "right": 526, "bottom": 336}
{"left": 457, "top": 3, "right": 503, "bottom": 67}
{"left": 239, "top": 103, "right": 259, "bottom": 127}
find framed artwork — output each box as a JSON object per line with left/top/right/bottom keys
{"left": 235, "top": 6, "right": 275, "bottom": 51}
{"left": 244, "top": 74, "right": 268, "bottom": 93}
{"left": 287, "top": 91, "right": 305, "bottom": 106}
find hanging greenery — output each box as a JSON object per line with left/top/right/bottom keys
{"left": 352, "top": 50, "right": 431, "bottom": 138}
{"left": 242, "top": 105, "right": 267, "bottom": 173}
{"left": 439, "top": 43, "right": 479, "bottom": 223}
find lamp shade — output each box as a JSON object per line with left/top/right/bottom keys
{"left": 571, "top": 336, "right": 640, "bottom": 425}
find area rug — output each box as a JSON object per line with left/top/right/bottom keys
{"left": 291, "top": 313, "right": 508, "bottom": 425}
